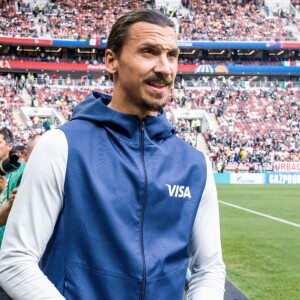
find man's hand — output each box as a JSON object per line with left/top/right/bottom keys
{"left": 0, "top": 189, "right": 18, "bottom": 226}
{"left": 0, "top": 176, "right": 7, "bottom": 192}
{"left": 9, "top": 188, "right": 18, "bottom": 205}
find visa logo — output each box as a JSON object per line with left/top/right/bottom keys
{"left": 165, "top": 184, "right": 191, "bottom": 199}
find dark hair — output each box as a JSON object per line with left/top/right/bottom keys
{"left": 106, "top": 9, "right": 175, "bottom": 57}
{"left": 0, "top": 127, "right": 14, "bottom": 144}
{"left": 10, "top": 145, "right": 26, "bottom": 156}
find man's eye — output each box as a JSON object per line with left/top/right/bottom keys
{"left": 143, "top": 49, "right": 154, "bottom": 54}
{"left": 169, "top": 52, "right": 179, "bottom": 58}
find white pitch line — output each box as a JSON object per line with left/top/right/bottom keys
{"left": 219, "top": 200, "right": 300, "bottom": 228}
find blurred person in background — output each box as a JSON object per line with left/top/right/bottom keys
{"left": 0, "top": 127, "right": 26, "bottom": 248}
{"left": 0, "top": 134, "right": 41, "bottom": 299}
{"left": 0, "top": 9, "right": 225, "bottom": 300}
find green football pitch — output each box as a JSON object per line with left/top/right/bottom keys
{"left": 217, "top": 184, "right": 300, "bottom": 300}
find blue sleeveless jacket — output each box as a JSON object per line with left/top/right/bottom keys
{"left": 40, "top": 92, "right": 207, "bottom": 300}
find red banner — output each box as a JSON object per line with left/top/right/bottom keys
{"left": 273, "top": 162, "right": 300, "bottom": 172}
{"left": 225, "top": 162, "right": 273, "bottom": 171}
{"left": 0, "top": 60, "right": 106, "bottom": 72}
{"left": 0, "top": 60, "right": 198, "bottom": 73}
{"left": 0, "top": 37, "right": 52, "bottom": 45}
{"left": 178, "top": 64, "right": 197, "bottom": 72}
{"left": 280, "top": 42, "right": 300, "bottom": 48}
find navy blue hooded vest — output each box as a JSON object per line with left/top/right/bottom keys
{"left": 39, "top": 92, "right": 207, "bottom": 300}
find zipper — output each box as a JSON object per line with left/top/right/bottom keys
{"left": 140, "top": 121, "right": 148, "bottom": 300}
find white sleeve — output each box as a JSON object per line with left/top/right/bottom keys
{"left": 187, "top": 155, "right": 226, "bottom": 300}
{"left": 0, "top": 129, "right": 68, "bottom": 300}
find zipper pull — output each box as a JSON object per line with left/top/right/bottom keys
{"left": 141, "top": 121, "right": 145, "bottom": 133}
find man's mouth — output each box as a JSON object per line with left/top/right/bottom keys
{"left": 144, "top": 75, "right": 172, "bottom": 94}
{"left": 147, "top": 81, "right": 168, "bottom": 88}
{"left": 146, "top": 81, "right": 169, "bottom": 93}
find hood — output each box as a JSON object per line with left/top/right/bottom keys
{"left": 70, "top": 91, "right": 175, "bottom": 142}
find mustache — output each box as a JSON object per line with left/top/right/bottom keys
{"left": 144, "top": 74, "right": 173, "bottom": 86}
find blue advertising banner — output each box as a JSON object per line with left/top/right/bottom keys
{"left": 177, "top": 41, "right": 282, "bottom": 49}
{"left": 214, "top": 173, "right": 231, "bottom": 184}
{"left": 1, "top": 36, "right": 300, "bottom": 50}
{"left": 194, "top": 65, "right": 300, "bottom": 75}
{"left": 230, "top": 173, "right": 266, "bottom": 184}
{"left": 98, "top": 41, "right": 300, "bottom": 50}
{"left": 214, "top": 173, "right": 300, "bottom": 184}
{"left": 52, "top": 40, "right": 91, "bottom": 47}
{"left": 267, "top": 173, "right": 300, "bottom": 184}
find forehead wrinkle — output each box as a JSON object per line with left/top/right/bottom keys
{"left": 127, "top": 22, "right": 177, "bottom": 48}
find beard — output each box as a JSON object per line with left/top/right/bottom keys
{"left": 141, "top": 74, "right": 173, "bottom": 112}
{"left": 140, "top": 91, "right": 168, "bottom": 112}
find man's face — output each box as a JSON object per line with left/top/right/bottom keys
{"left": 107, "top": 22, "right": 179, "bottom": 117}
{"left": 0, "top": 134, "right": 12, "bottom": 162}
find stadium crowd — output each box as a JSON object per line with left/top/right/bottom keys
{"left": 2, "top": 52, "right": 294, "bottom": 67}
{"left": 0, "top": 0, "right": 300, "bottom": 173}
{"left": 292, "top": 0, "right": 300, "bottom": 11}
{"left": 0, "top": 0, "right": 298, "bottom": 41}
{"left": 179, "top": 0, "right": 295, "bottom": 41}
{"left": 175, "top": 84, "right": 299, "bottom": 168}
{"left": 1, "top": 71, "right": 299, "bottom": 173}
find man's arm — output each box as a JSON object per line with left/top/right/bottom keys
{"left": 187, "top": 155, "right": 226, "bottom": 300}
{"left": 0, "top": 175, "right": 6, "bottom": 193}
{"left": 0, "top": 129, "right": 68, "bottom": 300}
{"left": 0, "top": 189, "right": 19, "bottom": 227}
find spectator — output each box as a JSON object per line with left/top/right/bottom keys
{"left": 258, "top": 163, "right": 266, "bottom": 173}
{"left": 0, "top": 127, "right": 26, "bottom": 247}
{"left": 248, "top": 164, "right": 255, "bottom": 173}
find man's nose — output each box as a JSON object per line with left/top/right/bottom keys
{"left": 153, "top": 55, "right": 172, "bottom": 76}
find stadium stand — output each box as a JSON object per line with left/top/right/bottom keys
{"left": 1, "top": 52, "right": 290, "bottom": 66}
{"left": 1, "top": 1, "right": 300, "bottom": 299}
{"left": 0, "top": 1, "right": 38, "bottom": 37}
{"left": 0, "top": 0, "right": 152, "bottom": 39}
{"left": 179, "top": 0, "right": 295, "bottom": 41}
{"left": 292, "top": 0, "right": 300, "bottom": 11}
{"left": 0, "top": 0, "right": 299, "bottom": 167}
{"left": 2, "top": 72, "right": 299, "bottom": 174}
{"left": 0, "top": 0, "right": 297, "bottom": 41}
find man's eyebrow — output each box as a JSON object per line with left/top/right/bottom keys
{"left": 138, "top": 42, "right": 159, "bottom": 49}
{"left": 139, "top": 42, "right": 180, "bottom": 53}
{"left": 172, "top": 47, "right": 181, "bottom": 55}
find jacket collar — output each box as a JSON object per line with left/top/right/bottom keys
{"left": 70, "top": 91, "right": 175, "bottom": 142}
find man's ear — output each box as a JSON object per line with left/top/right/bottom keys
{"left": 8, "top": 143, "right": 13, "bottom": 152}
{"left": 105, "top": 49, "right": 118, "bottom": 79}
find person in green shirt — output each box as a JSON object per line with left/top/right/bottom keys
{"left": 0, "top": 128, "right": 27, "bottom": 247}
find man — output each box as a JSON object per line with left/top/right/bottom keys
{"left": 0, "top": 134, "right": 41, "bottom": 234}
{"left": 0, "top": 9, "right": 225, "bottom": 299}
{"left": 0, "top": 127, "right": 25, "bottom": 247}
{"left": 9, "top": 145, "right": 26, "bottom": 162}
